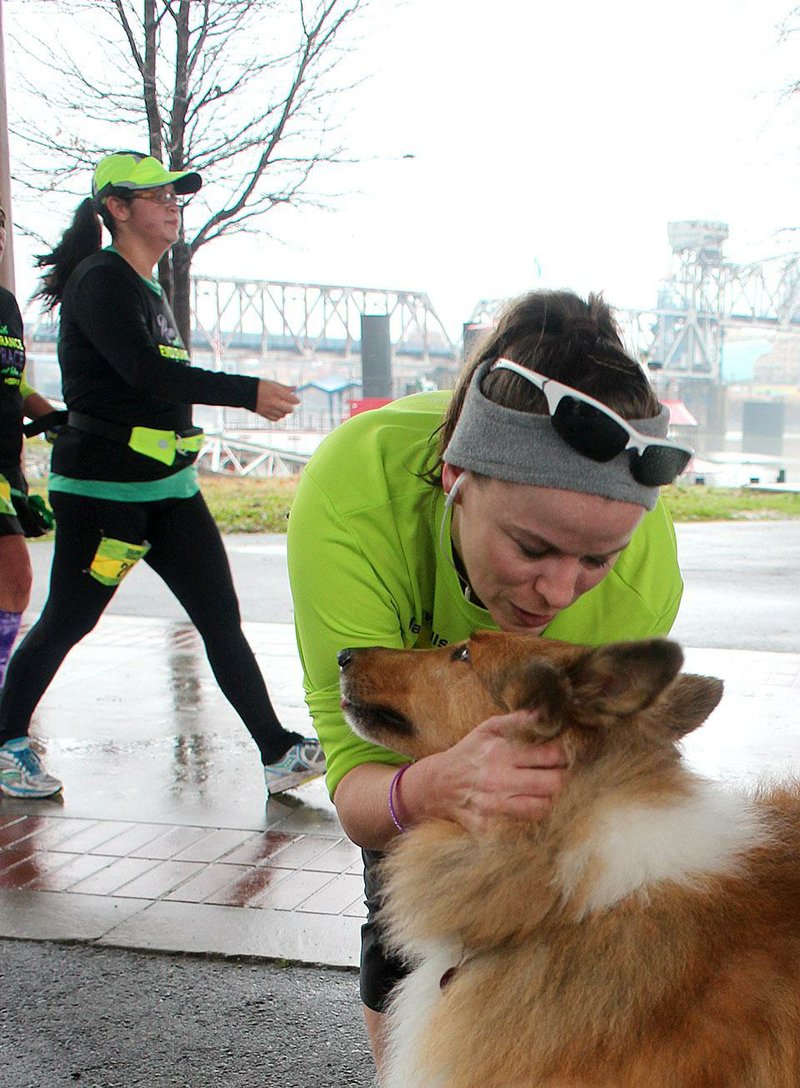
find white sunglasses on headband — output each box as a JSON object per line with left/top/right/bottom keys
{"left": 490, "top": 359, "right": 693, "bottom": 486}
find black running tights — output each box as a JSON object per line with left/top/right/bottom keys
{"left": 0, "top": 489, "right": 301, "bottom": 762}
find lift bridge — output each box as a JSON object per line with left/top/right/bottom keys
{"left": 468, "top": 221, "right": 800, "bottom": 444}
{"left": 190, "top": 275, "right": 456, "bottom": 363}
{"left": 187, "top": 276, "right": 458, "bottom": 476}
{"left": 26, "top": 233, "right": 799, "bottom": 475}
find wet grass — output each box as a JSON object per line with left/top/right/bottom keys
{"left": 662, "top": 484, "right": 800, "bottom": 522}
{"left": 28, "top": 474, "right": 800, "bottom": 535}
{"left": 198, "top": 475, "right": 297, "bottom": 532}
{"left": 197, "top": 476, "right": 800, "bottom": 531}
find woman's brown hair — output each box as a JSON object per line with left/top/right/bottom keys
{"left": 425, "top": 289, "right": 660, "bottom": 483}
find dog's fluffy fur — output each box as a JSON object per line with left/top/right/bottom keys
{"left": 340, "top": 632, "right": 800, "bottom": 1088}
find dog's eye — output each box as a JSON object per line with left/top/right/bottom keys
{"left": 451, "top": 644, "right": 470, "bottom": 662}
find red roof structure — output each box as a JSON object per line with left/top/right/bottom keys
{"left": 662, "top": 399, "right": 698, "bottom": 427}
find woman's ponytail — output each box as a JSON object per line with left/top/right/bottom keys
{"left": 33, "top": 198, "right": 102, "bottom": 310}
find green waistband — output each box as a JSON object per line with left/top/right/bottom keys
{"left": 47, "top": 465, "right": 200, "bottom": 502}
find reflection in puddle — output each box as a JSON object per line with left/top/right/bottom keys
{"left": 165, "top": 625, "right": 215, "bottom": 798}
{"left": 167, "top": 624, "right": 204, "bottom": 714}
{"left": 170, "top": 733, "right": 214, "bottom": 797}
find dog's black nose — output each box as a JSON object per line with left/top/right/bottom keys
{"left": 337, "top": 648, "right": 353, "bottom": 670}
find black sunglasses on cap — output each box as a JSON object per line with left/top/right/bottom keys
{"left": 491, "top": 359, "right": 693, "bottom": 487}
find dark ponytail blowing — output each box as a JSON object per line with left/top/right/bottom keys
{"left": 34, "top": 198, "right": 103, "bottom": 310}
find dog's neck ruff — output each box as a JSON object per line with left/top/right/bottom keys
{"left": 443, "top": 359, "right": 668, "bottom": 510}
{"left": 556, "top": 780, "right": 768, "bottom": 918}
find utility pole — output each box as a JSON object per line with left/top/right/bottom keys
{"left": 0, "top": 0, "right": 15, "bottom": 292}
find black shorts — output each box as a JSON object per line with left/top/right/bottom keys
{"left": 0, "top": 511, "right": 24, "bottom": 538}
{"left": 359, "top": 848, "right": 409, "bottom": 1012}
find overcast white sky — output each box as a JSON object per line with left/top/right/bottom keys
{"left": 5, "top": 0, "right": 800, "bottom": 337}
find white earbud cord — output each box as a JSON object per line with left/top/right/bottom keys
{"left": 439, "top": 473, "right": 474, "bottom": 603}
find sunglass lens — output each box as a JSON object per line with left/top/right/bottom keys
{"left": 551, "top": 398, "right": 628, "bottom": 463}
{"left": 630, "top": 446, "right": 692, "bottom": 486}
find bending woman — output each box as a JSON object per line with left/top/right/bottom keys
{"left": 287, "top": 288, "right": 691, "bottom": 1072}
{"left": 0, "top": 152, "right": 324, "bottom": 800}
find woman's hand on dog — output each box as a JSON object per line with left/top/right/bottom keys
{"left": 334, "top": 713, "right": 568, "bottom": 849}
{"left": 402, "top": 710, "right": 569, "bottom": 834}
{"left": 434, "top": 710, "right": 568, "bottom": 829}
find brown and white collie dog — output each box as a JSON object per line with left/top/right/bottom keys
{"left": 339, "top": 631, "right": 800, "bottom": 1088}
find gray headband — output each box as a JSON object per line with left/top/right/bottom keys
{"left": 443, "top": 360, "right": 670, "bottom": 510}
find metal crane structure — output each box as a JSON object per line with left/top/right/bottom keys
{"left": 622, "top": 221, "right": 800, "bottom": 445}
{"left": 637, "top": 221, "right": 800, "bottom": 373}
{"left": 466, "top": 221, "right": 800, "bottom": 447}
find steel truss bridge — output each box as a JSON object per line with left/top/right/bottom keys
{"left": 190, "top": 276, "right": 456, "bottom": 362}
{"left": 26, "top": 275, "right": 457, "bottom": 363}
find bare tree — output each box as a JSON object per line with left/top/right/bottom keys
{"left": 8, "top": 0, "right": 366, "bottom": 343}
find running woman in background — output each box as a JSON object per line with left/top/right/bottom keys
{"left": 0, "top": 153, "right": 324, "bottom": 800}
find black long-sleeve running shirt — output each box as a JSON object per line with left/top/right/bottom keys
{"left": 0, "top": 286, "right": 25, "bottom": 474}
{"left": 52, "top": 249, "right": 260, "bottom": 483}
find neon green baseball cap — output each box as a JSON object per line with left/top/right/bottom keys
{"left": 92, "top": 151, "right": 202, "bottom": 202}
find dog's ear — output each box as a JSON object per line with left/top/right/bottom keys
{"left": 643, "top": 672, "right": 724, "bottom": 739}
{"left": 493, "top": 659, "right": 569, "bottom": 739}
{"left": 569, "top": 639, "right": 684, "bottom": 716}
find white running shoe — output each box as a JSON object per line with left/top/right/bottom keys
{"left": 0, "top": 738, "right": 63, "bottom": 798}
{"left": 263, "top": 738, "right": 326, "bottom": 795}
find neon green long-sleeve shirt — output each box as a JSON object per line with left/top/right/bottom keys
{"left": 287, "top": 391, "right": 683, "bottom": 797}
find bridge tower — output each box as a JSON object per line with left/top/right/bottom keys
{"left": 647, "top": 221, "right": 731, "bottom": 447}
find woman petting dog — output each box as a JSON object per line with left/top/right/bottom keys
{"left": 287, "top": 288, "right": 692, "bottom": 1073}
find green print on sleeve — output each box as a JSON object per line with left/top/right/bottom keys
{"left": 158, "top": 344, "right": 191, "bottom": 362}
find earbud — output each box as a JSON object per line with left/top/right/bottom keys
{"left": 444, "top": 472, "right": 466, "bottom": 510}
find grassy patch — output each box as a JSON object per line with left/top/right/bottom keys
{"left": 661, "top": 485, "right": 800, "bottom": 522}
{"left": 27, "top": 474, "right": 800, "bottom": 535}
{"left": 198, "top": 475, "right": 297, "bottom": 532}
{"left": 198, "top": 476, "right": 800, "bottom": 530}
{"left": 26, "top": 474, "right": 298, "bottom": 536}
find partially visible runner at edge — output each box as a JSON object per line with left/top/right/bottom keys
{"left": 0, "top": 152, "right": 325, "bottom": 801}
{"left": 0, "top": 198, "right": 59, "bottom": 782}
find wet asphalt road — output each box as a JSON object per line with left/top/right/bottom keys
{"left": 669, "top": 520, "right": 800, "bottom": 653}
{"left": 0, "top": 941, "right": 374, "bottom": 1088}
{"left": 25, "top": 520, "right": 800, "bottom": 653}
